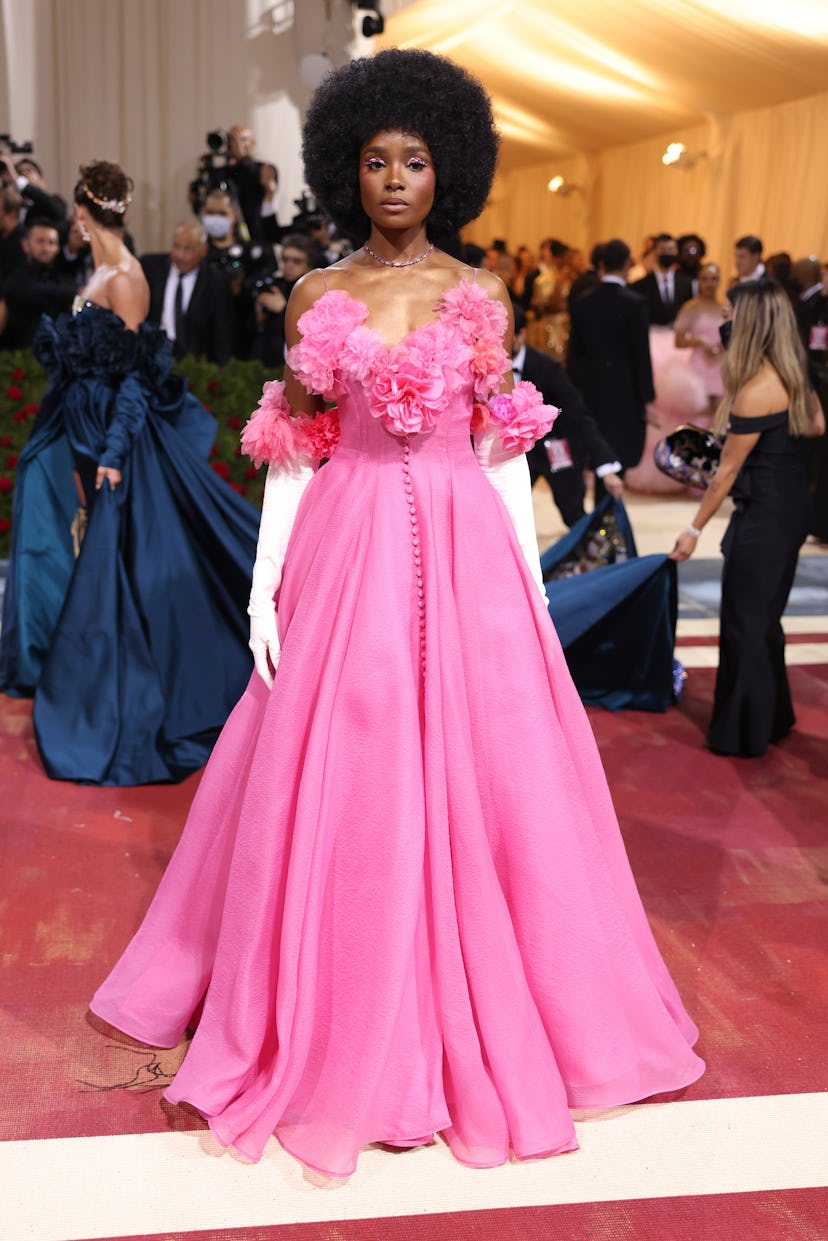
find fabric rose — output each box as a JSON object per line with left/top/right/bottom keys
{"left": 287, "top": 289, "right": 368, "bottom": 399}
{"left": 439, "top": 280, "right": 509, "bottom": 401}
{"left": 241, "top": 378, "right": 341, "bottom": 467}
{"left": 440, "top": 279, "right": 508, "bottom": 342}
{"left": 369, "top": 340, "right": 454, "bottom": 436}
{"left": 302, "top": 407, "right": 341, "bottom": 460}
{"left": 469, "top": 333, "right": 510, "bottom": 401}
{"left": 339, "top": 325, "right": 387, "bottom": 387}
{"left": 241, "top": 380, "right": 297, "bottom": 469}
{"left": 488, "top": 380, "right": 559, "bottom": 453}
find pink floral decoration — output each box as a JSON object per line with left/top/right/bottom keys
{"left": 241, "top": 378, "right": 341, "bottom": 467}
{"left": 439, "top": 280, "right": 509, "bottom": 400}
{"left": 287, "top": 290, "right": 368, "bottom": 399}
{"left": 488, "top": 380, "right": 559, "bottom": 453}
{"left": 470, "top": 402, "right": 491, "bottom": 434}
{"left": 469, "top": 333, "right": 510, "bottom": 401}
{"left": 240, "top": 380, "right": 296, "bottom": 468}
{"left": 440, "top": 279, "right": 508, "bottom": 342}
{"left": 339, "top": 325, "right": 387, "bottom": 387}
{"left": 368, "top": 320, "right": 471, "bottom": 437}
{"left": 371, "top": 353, "right": 448, "bottom": 435}
{"left": 303, "top": 407, "right": 341, "bottom": 460}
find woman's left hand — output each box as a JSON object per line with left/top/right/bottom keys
{"left": 669, "top": 530, "right": 698, "bottom": 561}
{"left": 96, "top": 465, "right": 122, "bottom": 491}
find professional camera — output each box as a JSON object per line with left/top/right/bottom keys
{"left": 0, "top": 133, "right": 34, "bottom": 157}
{"left": 0, "top": 133, "right": 34, "bottom": 183}
{"left": 287, "top": 191, "right": 317, "bottom": 231}
{"left": 188, "top": 129, "right": 232, "bottom": 212}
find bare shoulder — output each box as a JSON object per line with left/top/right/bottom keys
{"left": 288, "top": 268, "right": 329, "bottom": 316}
{"left": 106, "top": 264, "right": 149, "bottom": 330}
{"left": 473, "top": 267, "right": 514, "bottom": 317}
{"left": 732, "top": 363, "right": 789, "bottom": 418}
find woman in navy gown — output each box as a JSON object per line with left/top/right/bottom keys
{"left": 670, "top": 280, "right": 825, "bottom": 756}
{"left": 0, "top": 160, "right": 260, "bottom": 784}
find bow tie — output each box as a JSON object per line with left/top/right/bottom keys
{"left": 512, "top": 366, "right": 522, "bottom": 376}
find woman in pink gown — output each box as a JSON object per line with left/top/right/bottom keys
{"left": 674, "top": 262, "right": 726, "bottom": 420}
{"left": 91, "top": 49, "right": 703, "bottom": 1180}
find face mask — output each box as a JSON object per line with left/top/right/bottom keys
{"left": 658, "top": 253, "right": 676, "bottom": 270}
{"left": 202, "top": 214, "right": 232, "bottom": 240}
{"left": 719, "top": 320, "right": 732, "bottom": 349}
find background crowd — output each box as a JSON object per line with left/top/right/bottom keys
{"left": 1, "top": 128, "right": 826, "bottom": 547}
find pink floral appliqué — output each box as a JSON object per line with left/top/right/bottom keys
{"left": 488, "top": 381, "right": 559, "bottom": 453}
{"left": 368, "top": 319, "right": 470, "bottom": 437}
{"left": 241, "top": 378, "right": 341, "bottom": 467}
{"left": 439, "top": 279, "right": 510, "bottom": 400}
{"left": 286, "top": 289, "right": 368, "bottom": 400}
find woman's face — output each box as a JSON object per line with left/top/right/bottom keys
{"left": 358, "top": 130, "right": 435, "bottom": 231}
{"left": 698, "top": 264, "right": 720, "bottom": 298}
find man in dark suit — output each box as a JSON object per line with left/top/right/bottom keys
{"left": 141, "top": 218, "right": 234, "bottom": 366}
{"left": 567, "top": 239, "right": 655, "bottom": 480}
{"left": 0, "top": 185, "right": 25, "bottom": 286}
{"left": 630, "top": 232, "right": 693, "bottom": 325}
{"left": 512, "top": 305, "right": 623, "bottom": 527}
{"left": 13, "top": 157, "right": 67, "bottom": 223}
{"left": 0, "top": 217, "right": 76, "bottom": 350}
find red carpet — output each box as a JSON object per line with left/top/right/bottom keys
{"left": 2, "top": 664, "right": 827, "bottom": 1238}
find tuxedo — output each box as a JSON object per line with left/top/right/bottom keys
{"left": 141, "top": 253, "right": 234, "bottom": 366}
{"left": 567, "top": 280, "right": 655, "bottom": 470}
{"left": 630, "top": 269, "right": 693, "bottom": 326}
{"left": 518, "top": 345, "right": 619, "bottom": 527}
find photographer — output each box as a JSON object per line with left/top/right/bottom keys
{"left": 1, "top": 216, "right": 75, "bottom": 350}
{"left": 0, "top": 185, "right": 25, "bottom": 286}
{"left": 200, "top": 186, "right": 275, "bottom": 358}
{"left": 190, "top": 125, "right": 279, "bottom": 245}
{"left": 250, "top": 232, "right": 322, "bottom": 367}
{"left": 12, "top": 157, "right": 67, "bottom": 224}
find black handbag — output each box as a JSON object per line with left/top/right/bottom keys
{"left": 654, "top": 423, "right": 722, "bottom": 489}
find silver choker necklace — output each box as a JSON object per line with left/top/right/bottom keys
{"left": 365, "top": 242, "right": 434, "bottom": 268}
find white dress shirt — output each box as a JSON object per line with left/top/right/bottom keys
{"left": 162, "top": 266, "right": 199, "bottom": 343}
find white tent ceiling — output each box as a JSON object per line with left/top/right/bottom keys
{"left": 377, "top": 0, "right": 828, "bottom": 170}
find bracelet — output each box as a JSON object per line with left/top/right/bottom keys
{"left": 685, "top": 524, "right": 701, "bottom": 538}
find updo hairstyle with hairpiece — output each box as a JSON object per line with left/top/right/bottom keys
{"left": 301, "top": 49, "right": 500, "bottom": 243}
{"left": 74, "top": 160, "right": 134, "bottom": 229}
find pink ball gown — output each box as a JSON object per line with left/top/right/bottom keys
{"left": 91, "top": 276, "right": 703, "bottom": 1178}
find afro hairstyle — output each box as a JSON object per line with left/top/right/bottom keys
{"left": 301, "top": 48, "right": 499, "bottom": 244}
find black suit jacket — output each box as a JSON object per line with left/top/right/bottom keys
{"left": 1, "top": 260, "right": 76, "bottom": 349}
{"left": 141, "top": 253, "right": 234, "bottom": 366}
{"left": 567, "top": 281, "right": 655, "bottom": 469}
{"left": 630, "top": 269, "right": 693, "bottom": 326}
{"left": 20, "top": 182, "right": 67, "bottom": 224}
{"left": 520, "top": 345, "right": 617, "bottom": 469}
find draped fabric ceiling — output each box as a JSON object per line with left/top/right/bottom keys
{"left": 377, "top": 0, "right": 828, "bottom": 266}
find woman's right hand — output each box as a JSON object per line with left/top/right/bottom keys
{"left": 96, "top": 465, "right": 122, "bottom": 491}
{"left": 669, "top": 529, "right": 698, "bottom": 561}
{"left": 249, "top": 614, "right": 281, "bottom": 689}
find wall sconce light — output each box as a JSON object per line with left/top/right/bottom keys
{"left": 547, "top": 176, "right": 584, "bottom": 197}
{"left": 662, "top": 142, "right": 705, "bottom": 169}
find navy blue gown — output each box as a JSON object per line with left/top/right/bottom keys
{"left": 0, "top": 302, "right": 260, "bottom": 785}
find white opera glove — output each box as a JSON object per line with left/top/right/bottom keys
{"left": 248, "top": 458, "right": 314, "bottom": 688}
{"left": 474, "top": 425, "right": 548, "bottom": 604}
